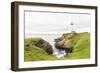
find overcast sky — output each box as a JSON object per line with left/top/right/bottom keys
{"left": 25, "top": 11, "right": 91, "bottom": 34}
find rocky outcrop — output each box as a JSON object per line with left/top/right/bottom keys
{"left": 32, "top": 38, "right": 53, "bottom": 54}
{"left": 54, "top": 33, "right": 74, "bottom": 53}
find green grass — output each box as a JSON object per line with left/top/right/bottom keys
{"left": 24, "top": 38, "right": 57, "bottom": 61}
{"left": 24, "top": 46, "right": 57, "bottom": 61}
{"left": 64, "top": 32, "right": 90, "bottom": 59}
{"left": 24, "top": 32, "right": 90, "bottom": 61}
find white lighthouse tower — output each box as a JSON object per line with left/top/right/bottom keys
{"left": 71, "top": 22, "right": 75, "bottom": 33}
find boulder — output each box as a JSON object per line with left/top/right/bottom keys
{"left": 54, "top": 34, "right": 73, "bottom": 53}
{"left": 33, "top": 38, "right": 53, "bottom": 54}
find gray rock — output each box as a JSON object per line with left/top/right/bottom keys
{"left": 33, "top": 38, "right": 53, "bottom": 54}
{"left": 54, "top": 34, "right": 73, "bottom": 53}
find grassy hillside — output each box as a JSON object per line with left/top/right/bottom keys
{"left": 65, "top": 32, "right": 90, "bottom": 59}
{"left": 24, "top": 32, "right": 90, "bottom": 61}
{"left": 24, "top": 38, "right": 57, "bottom": 61}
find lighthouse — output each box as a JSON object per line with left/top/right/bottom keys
{"left": 71, "top": 22, "right": 75, "bottom": 33}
